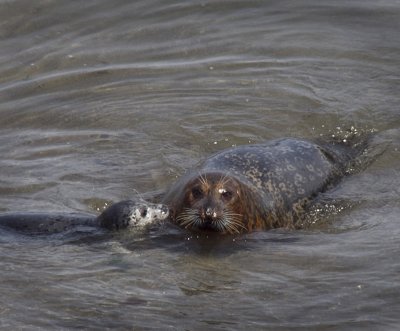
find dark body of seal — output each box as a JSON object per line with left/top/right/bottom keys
{"left": 162, "top": 137, "right": 365, "bottom": 234}
{"left": 0, "top": 199, "right": 169, "bottom": 234}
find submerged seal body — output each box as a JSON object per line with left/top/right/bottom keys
{"left": 0, "top": 199, "right": 169, "bottom": 234}
{"left": 162, "top": 137, "right": 365, "bottom": 234}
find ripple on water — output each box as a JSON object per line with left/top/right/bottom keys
{"left": 0, "top": 0, "right": 400, "bottom": 329}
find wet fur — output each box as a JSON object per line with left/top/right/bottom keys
{"left": 162, "top": 137, "right": 370, "bottom": 234}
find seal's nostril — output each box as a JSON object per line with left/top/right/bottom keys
{"left": 161, "top": 205, "right": 169, "bottom": 215}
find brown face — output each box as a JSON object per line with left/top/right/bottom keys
{"left": 175, "top": 173, "right": 247, "bottom": 234}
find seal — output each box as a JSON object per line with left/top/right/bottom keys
{"left": 162, "top": 137, "right": 368, "bottom": 234}
{"left": 0, "top": 199, "right": 169, "bottom": 234}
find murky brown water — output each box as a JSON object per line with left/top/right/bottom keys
{"left": 1, "top": 1, "right": 399, "bottom": 330}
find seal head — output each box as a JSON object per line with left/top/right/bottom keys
{"left": 98, "top": 200, "right": 169, "bottom": 230}
{"left": 173, "top": 172, "right": 249, "bottom": 234}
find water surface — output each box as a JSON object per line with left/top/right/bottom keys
{"left": 0, "top": 1, "right": 399, "bottom": 330}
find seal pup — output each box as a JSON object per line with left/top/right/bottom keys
{"left": 0, "top": 199, "right": 169, "bottom": 234}
{"left": 162, "top": 137, "right": 369, "bottom": 234}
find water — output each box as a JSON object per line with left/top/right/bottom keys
{"left": 1, "top": 0, "right": 399, "bottom": 329}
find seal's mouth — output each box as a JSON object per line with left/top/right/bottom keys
{"left": 195, "top": 219, "right": 220, "bottom": 232}
{"left": 176, "top": 208, "right": 245, "bottom": 234}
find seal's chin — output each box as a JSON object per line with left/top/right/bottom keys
{"left": 195, "top": 219, "right": 222, "bottom": 232}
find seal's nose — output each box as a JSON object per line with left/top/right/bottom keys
{"left": 203, "top": 207, "right": 218, "bottom": 221}
{"left": 160, "top": 204, "right": 169, "bottom": 217}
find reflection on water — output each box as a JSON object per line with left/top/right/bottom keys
{"left": 0, "top": 0, "right": 399, "bottom": 329}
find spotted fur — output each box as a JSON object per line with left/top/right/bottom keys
{"left": 162, "top": 138, "right": 367, "bottom": 234}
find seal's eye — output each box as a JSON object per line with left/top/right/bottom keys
{"left": 139, "top": 206, "right": 148, "bottom": 218}
{"left": 219, "top": 188, "right": 233, "bottom": 202}
{"left": 191, "top": 187, "right": 203, "bottom": 199}
{"left": 221, "top": 191, "right": 233, "bottom": 201}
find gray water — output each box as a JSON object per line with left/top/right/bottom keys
{"left": 1, "top": 0, "right": 400, "bottom": 330}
